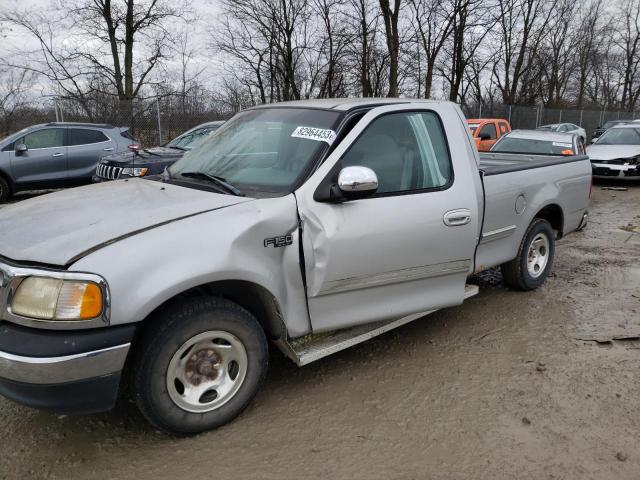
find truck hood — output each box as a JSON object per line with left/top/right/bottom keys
{"left": 0, "top": 179, "right": 250, "bottom": 266}
{"left": 586, "top": 144, "right": 640, "bottom": 161}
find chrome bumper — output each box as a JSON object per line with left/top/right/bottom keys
{"left": 0, "top": 343, "right": 130, "bottom": 384}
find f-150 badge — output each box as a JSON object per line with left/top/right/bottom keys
{"left": 264, "top": 235, "right": 293, "bottom": 248}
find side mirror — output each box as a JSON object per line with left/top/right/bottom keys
{"left": 337, "top": 166, "right": 378, "bottom": 199}
{"left": 15, "top": 143, "right": 27, "bottom": 155}
{"left": 478, "top": 132, "right": 491, "bottom": 141}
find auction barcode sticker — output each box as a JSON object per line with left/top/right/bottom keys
{"left": 291, "top": 126, "right": 337, "bottom": 144}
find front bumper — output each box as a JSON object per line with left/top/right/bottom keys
{"left": 591, "top": 162, "right": 640, "bottom": 177}
{"left": 0, "top": 322, "right": 135, "bottom": 413}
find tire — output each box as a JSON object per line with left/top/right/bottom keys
{"left": 501, "top": 219, "right": 555, "bottom": 291}
{"left": 130, "top": 297, "right": 268, "bottom": 435}
{"left": 0, "top": 176, "right": 11, "bottom": 203}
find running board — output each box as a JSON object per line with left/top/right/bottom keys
{"left": 281, "top": 284, "right": 479, "bottom": 366}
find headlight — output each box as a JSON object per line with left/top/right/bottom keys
{"left": 11, "top": 277, "right": 104, "bottom": 320}
{"left": 121, "top": 167, "right": 148, "bottom": 177}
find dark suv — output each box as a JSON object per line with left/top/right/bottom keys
{"left": 93, "top": 121, "right": 224, "bottom": 182}
{"left": 0, "top": 122, "right": 135, "bottom": 202}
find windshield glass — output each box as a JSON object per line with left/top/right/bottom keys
{"left": 169, "top": 108, "right": 341, "bottom": 195}
{"left": 602, "top": 121, "right": 625, "bottom": 129}
{"left": 491, "top": 137, "right": 575, "bottom": 155}
{"left": 168, "top": 126, "right": 219, "bottom": 150}
{"left": 596, "top": 127, "right": 640, "bottom": 145}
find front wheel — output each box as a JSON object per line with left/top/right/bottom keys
{"left": 501, "top": 219, "right": 555, "bottom": 290}
{"left": 130, "top": 297, "right": 268, "bottom": 435}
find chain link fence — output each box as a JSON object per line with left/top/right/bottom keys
{"left": 0, "top": 94, "right": 237, "bottom": 146}
{"left": 463, "top": 104, "right": 639, "bottom": 140}
{"left": 3, "top": 97, "right": 639, "bottom": 145}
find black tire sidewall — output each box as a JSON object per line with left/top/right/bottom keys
{"left": 0, "top": 177, "right": 9, "bottom": 203}
{"left": 518, "top": 220, "right": 555, "bottom": 289}
{"left": 133, "top": 299, "right": 268, "bottom": 435}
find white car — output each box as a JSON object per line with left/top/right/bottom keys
{"left": 538, "top": 123, "right": 587, "bottom": 143}
{"left": 587, "top": 124, "right": 640, "bottom": 178}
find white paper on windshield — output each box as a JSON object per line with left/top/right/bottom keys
{"left": 291, "top": 126, "right": 337, "bottom": 145}
{"left": 552, "top": 142, "right": 573, "bottom": 148}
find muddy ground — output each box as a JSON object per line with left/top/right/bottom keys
{"left": 1, "top": 181, "right": 640, "bottom": 480}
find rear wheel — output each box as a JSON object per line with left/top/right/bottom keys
{"left": 501, "top": 219, "right": 555, "bottom": 290}
{"left": 0, "top": 176, "right": 11, "bottom": 203}
{"left": 131, "top": 297, "right": 268, "bottom": 435}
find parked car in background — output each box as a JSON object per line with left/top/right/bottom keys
{"left": 0, "top": 99, "right": 591, "bottom": 435}
{"left": 93, "top": 121, "right": 224, "bottom": 182}
{"left": 587, "top": 123, "right": 640, "bottom": 178}
{"left": 591, "top": 120, "right": 631, "bottom": 142}
{"left": 0, "top": 122, "right": 135, "bottom": 202}
{"left": 467, "top": 118, "right": 511, "bottom": 151}
{"left": 537, "top": 123, "right": 587, "bottom": 143}
{"left": 490, "top": 130, "right": 585, "bottom": 156}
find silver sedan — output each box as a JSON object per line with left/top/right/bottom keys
{"left": 538, "top": 123, "right": 587, "bottom": 143}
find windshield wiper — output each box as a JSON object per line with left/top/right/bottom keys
{"left": 168, "top": 145, "right": 187, "bottom": 151}
{"left": 180, "top": 171, "right": 244, "bottom": 196}
{"left": 143, "top": 148, "right": 161, "bottom": 156}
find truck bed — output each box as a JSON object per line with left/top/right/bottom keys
{"left": 479, "top": 152, "right": 589, "bottom": 176}
{"left": 475, "top": 152, "right": 592, "bottom": 272}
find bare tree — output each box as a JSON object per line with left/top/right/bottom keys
{"left": 379, "top": 0, "right": 402, "bottom": 96}
{"left": 616, "top": 0, "right": 640, "bottom": 110}
{"left": 2, "top": 0, "right": 190, "bottom": 118}
{"left": 409, "top": 0, "right": 455, "bottom": 98}
{"left": 0, "top": 68, "right": 35, "bottom": 134}
{"left": 491, "top": 0, "right": 555, "bottom": 105}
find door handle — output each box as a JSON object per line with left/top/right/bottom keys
{"left": 51, "top": 153, "right": 65, "bottom": 157}
{"left": 103, "top": 147, "right": 114, "bottom": 151}
{"left": 443, "top": 209, "right": 471, "bottom": 227}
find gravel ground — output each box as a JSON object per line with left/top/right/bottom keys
{"left": 1, "top": 181, "right": 640, "bottom": 480}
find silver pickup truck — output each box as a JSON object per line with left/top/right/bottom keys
{"left": 0, "top": 99, "right": 591, "bottom": 435}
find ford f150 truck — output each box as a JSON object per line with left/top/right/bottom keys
{"left": 0, "top": 99, "right": 591, "bottom": 435}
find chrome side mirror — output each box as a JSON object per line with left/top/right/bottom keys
{"left": 15, "top": 143, "right": 27, "bottom": 155}
{"left": 337, "top": 166, "right": 378, "bottom": 197}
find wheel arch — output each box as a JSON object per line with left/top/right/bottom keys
{"left": 139, "top": 279, "right": 286, "bottom": 341}
{"left": 532, "top": 203, "right": 564, "bottom": 238}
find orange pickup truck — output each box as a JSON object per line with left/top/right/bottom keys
{"left": 467, "top": 118, "right": 511, "bottom": 151}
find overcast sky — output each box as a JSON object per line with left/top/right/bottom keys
{"left": 0, "top": 0, "right": 221, "bottom": 94}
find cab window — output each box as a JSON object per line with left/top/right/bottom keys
{"left": 478, "top": 123, "right": 497, "bottom": 140}
{"left": 340, "top": 111, "right": 452, "bottom": 194}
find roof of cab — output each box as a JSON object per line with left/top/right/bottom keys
{"left": 250, "top": 98, "right": 445, "bottom": 111}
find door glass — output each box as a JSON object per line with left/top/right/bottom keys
{"left": 341, "top": 111, "right": 452, "bottom": 193}
{"left": 23, "top": 129, "right": 64, "bottom": 149}
{"left": 499, "top": 123, "right": 509, "bottom": 134}
{"left": 69, "top": 129, "right": 109, "bottom": 146}
{"left": 478, "top": 123, "right": 497, "bottom": 139}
